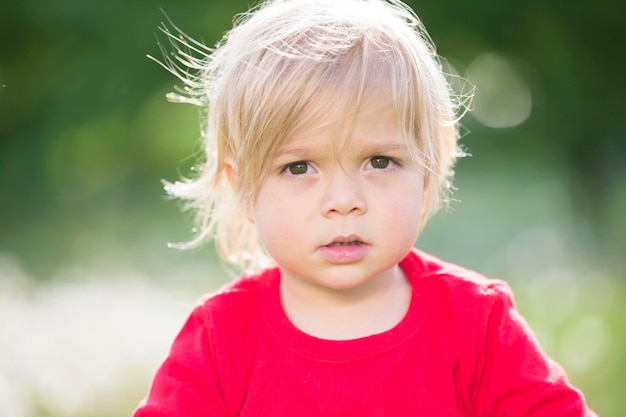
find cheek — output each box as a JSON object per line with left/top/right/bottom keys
{"left": 383, "top": 179, "right": 424, "bottom": 231}
{"left": 252, "top": 207, "right": 305, "bottom": 265}
{"left": 252, "top": 193, "right": 303, "bottom": 248}
{"left": 388, "top": 171, "right": 423, "bottom": 204}
{"left": 388, "top": 198, "right": 422, "bottom": 231}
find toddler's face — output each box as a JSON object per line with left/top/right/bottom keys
{"left": 250, "top": 99, "right": 425, "bottom": 296}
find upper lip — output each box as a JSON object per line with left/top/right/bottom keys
{"left": 324, "top": 235, "right": 366, "bottom": 247}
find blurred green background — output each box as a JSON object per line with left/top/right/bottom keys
{"left": 1, "top": 0, "right": 624, "bottom": 416}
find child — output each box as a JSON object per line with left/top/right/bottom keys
{"left": 134, "top": 0, "right": 596, "bottom": 415}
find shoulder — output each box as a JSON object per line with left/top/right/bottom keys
{"left": 404, "top": 248, "right": 513, "bottom": 303}
{"left": 191, "top": 267, "right": 278, "bottom": 328}
{"left": 403, "top": 251, "right": 596, "bottom": 416}
{"left": 402, "top": 248, "right": 517, "bottom": 333}
{"left": 173, "top": 267, "right": 279, "bottom": 380}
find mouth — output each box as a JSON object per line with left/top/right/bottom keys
{"left": 319, "top": 235, "right": 369, "bottom": 263}
{"left": 325, "top": 240, "right": 364, "bottom": 247}
{"left": 324, "top": 236, "right": 366, "bottom": 248}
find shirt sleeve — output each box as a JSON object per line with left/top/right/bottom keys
{"left": 132, "top": 305, "right": 228, "bottom": 417}
{"left": 471, "top": 282, "right": 597, "bottom": 417}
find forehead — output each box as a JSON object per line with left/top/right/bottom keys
{"left": 278, "top": 93, "right": 406, "bottom": 156}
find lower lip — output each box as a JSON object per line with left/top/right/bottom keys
{"left": 318, "top": 244, "right": 369, "bottom": 264}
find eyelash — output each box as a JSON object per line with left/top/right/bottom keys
{"left": 280, "top": 161, "right": 312, "bottom": 176}
{"left": 367, "top": 156, "right": 399, "bottom": 170}
{"left": 279, "top": 156, "right": 400, "bottom": 176}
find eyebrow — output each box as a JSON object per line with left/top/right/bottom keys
{"left": 275, "top": 142, "right": 410, "bottom": 159}
{"left": 275, "top": 145, "right": 320, "bottom": 159}
{"left": 361, "top": 143, "right": 409, "bottom": 154}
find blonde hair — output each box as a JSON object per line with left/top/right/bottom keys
{"left": 154, "top": 0, "right": 470, "bottom": 272}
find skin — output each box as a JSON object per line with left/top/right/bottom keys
{"left": 246, "top": 99, "right": 426, "bottom": 340}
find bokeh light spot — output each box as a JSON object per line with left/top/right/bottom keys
{"left": 466, "top": 52, "right": 532, "bottom": 128}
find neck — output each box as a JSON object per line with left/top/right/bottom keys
{"left": 279, "top": 265, "right": 412, "bottom": 340}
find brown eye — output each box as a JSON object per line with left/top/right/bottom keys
{"left": 369, "top": 156, "right": 391, "bottom": 169}
{"left": 287, "top": 161, "right": 309, "bottom": 175}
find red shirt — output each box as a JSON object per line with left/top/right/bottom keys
{"left": 133, "top": 249, "right": 596, "bottom": 416}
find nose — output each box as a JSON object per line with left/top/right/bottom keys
{"left": 321, "top": 168, "right": 367, "bottom": 217}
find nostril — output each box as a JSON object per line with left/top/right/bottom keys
{"left": 320, "top": 172, "right": 367, "bottom": 216}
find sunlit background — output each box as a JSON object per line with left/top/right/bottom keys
{"left": 1, "top": 1, "right": 624, "bottom": 416}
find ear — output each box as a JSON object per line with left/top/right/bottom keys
{"left": 224, "top": 158, "right": 255, "bottom": 223}
{"left": 223, "top": 157, "right": 238, "bottom": 190}
{"left": 419, "top": 173, "right": 430, "bottom": 224}
{"left": 243, "top": 197, "right": 255, "bottom": 224}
